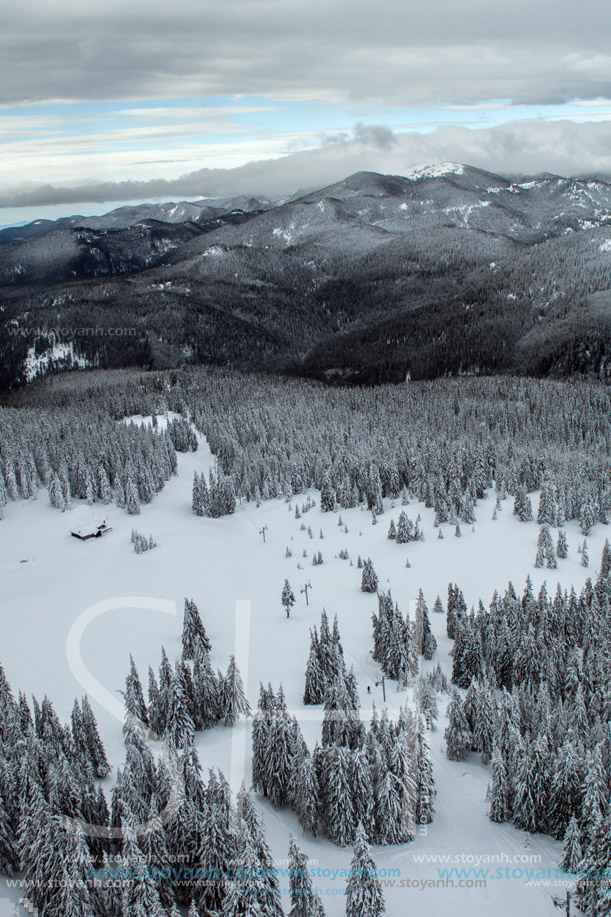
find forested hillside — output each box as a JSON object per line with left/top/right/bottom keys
{"left": 2, "top": 165, "right": 611, "bottom": 389}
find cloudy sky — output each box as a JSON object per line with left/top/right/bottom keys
{"left": 3, "top": 0, "right": 611, "bottom": 224}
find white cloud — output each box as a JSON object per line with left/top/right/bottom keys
{"left": 3, "top": 119, "right": 611, "bottom": 215}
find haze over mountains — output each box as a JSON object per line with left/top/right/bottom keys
{"left": 2, "top": 162, "right": 611, "bottom": 390}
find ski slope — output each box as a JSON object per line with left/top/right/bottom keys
{"left": 0, "top": 417, "right": 601, "bottom": 914}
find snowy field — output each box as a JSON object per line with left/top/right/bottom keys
{"left": 1, "top": 416, "right": 604, "bottom": 915}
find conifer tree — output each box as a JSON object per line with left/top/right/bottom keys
{"left": 444, "top": 690, "right": 473, "bottom": 761}
{"left": 600, "top": 538, "right": 611, "bottom": 580}
{"left": 236, "top": 785, "right": 283, "bottom": 917}
{"left": 513, "top": 487, "right": 533, "bottom": 522}
{"left": 193, "top": 647, "right": 220, "bottom": 728}
{"left": 432, "top": 596, "right": 444, "bottom": 615}
{"left": 287, "top": 834, "right": 326, "bottom": 917}
{"left": 282, "top": 579, "right": 296, "bottom": 618}
{"left": 48, "top": 473, "right": 67, "bottom": 510}
{"left": 294, "top": 750, "right": 320, "bottom": 837}
{"left": 416, "top": 719, "right": 435, "bottom": 826}
{"left": 117, "top": 818, "right": 164, "bottom": 916}
{"left": 395, "top": 511, "right": 411, "bottom": 544}
{"left": 547, "top": 741, "right": 584, "bottom": 840}
{"left": 472, "top": 683, "right": 496, "bottom": 764}
{"left": 325, "top": 745, "right": 356, "bottom": 846}
{"left": 417, "top": 678, "right": 439, "bottom": 731}
{"left": 124, "top": 655, "right": 148, "bottom": 726}
{"left": 488, "top": 747, "right": 512, "bottom": 823}
{"left": 345, "top": 823, "right": 385, "bottom": 917}
{"left": 513, "top": 734, "right": 550, "bottom": 834}
{"left": 221, "top": 656, "right": 251, "bottom": 726}
{"left": 320, "top": 473, "right": 336, "bottom": 513}
{"left": 374, "top": 770, "right": 405, "bottom": 845}
{"left": 182, "top": 598, "right": 211, "bottom": 660}
{"left": 165, "top": 671, "right": 195, "bottom": 750}
{"left": 560, "top": 814, "right": 583, "bottom": 874}
{"left": 81, "top": 695, "right": 111, "bottom": 777}
{"left": 197, "top": 775, "right": 240, "bottom": 914}
{"left": 537, "top": 481, "right": 557, "bottom": 526}
{"left": 350, "top": 748, "right": 375, "bottom": 840}
{"left": 0, "top": 790, "right": 18, "bottom": 875}
{"left": 361, "top": 559, "right": 378, "bottom": 593}
{"left": 304, "top": 631, "right": 326, "bottom": 705}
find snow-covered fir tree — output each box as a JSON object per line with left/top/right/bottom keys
{"left": 345, "top": 823, "right": 385, "bottom": 917}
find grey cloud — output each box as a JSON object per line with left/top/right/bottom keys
{"left": 3, "top": 119, "right": 611, "bottom": 213}
{"left": 3, "top": 0, "right": 611, "bottom": 108}
{"left": 318, "top": 123, "right": 397, "bottom": 150}
{"left": 352, "top": 123, "right": 397, "bottom": 151}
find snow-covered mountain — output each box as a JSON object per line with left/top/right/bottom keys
{"left": 2, "top": 163, "right": 611, "bottom": 389}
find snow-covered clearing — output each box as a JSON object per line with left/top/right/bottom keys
{"left": 0, "top": 416, "right": 603, "bottom": 914}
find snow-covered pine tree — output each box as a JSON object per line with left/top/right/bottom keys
{"left": 374, "top": 770, "right": 405, "bottom": 846}
{"left": 444, "top": 690, "right": 473, "bottom": 761}
{"left": 361, "top": 559, "right": 378, "bottom": 593}
{"left": 304, "top": 629, "right": 326, "bottom": 705}
{"left": 220, "top": 656, "right": 251, "bottom": 726}
{"left": 80, "top": 695, "right": 111, "bottom": 777}
{"left": 182, "top": 598, "right": 211, "bottom": 660}
{"left": 294, "top": 749, "right": 320, "bottom": 836}
{"left": 416, "top": 678, "right": 439, "bottom": 731}
{"left": 320, "top": 472, "right": 336, "bottom": 512}
{"left": 282, "top": 579, "right": 296, "bottom": 618}
{"left": 124, "top": 655, "right": 148, "bottom": 725}
{"left": 287, "top": 834, "right": 326, "bottom": 917}
{"left": 547, "top": 739, "right": 584, "bottom": 840}
{"left": 324, "top": 745, "right": 356, "bottom": 846}
{"left": 416, "top": 718, "right": 435, "bottom": 826}
{"left": 236, "top": 785, "right": 283, "bottom": 917}
{"left": 165, "top": 670, "right": 195, "bottom": 750}
{"left": 345, "top": 823, "right": 385, "bottom": 917}
{"left": 513, "top": 486, "right": 533, "bottom": 522}
{"left": 582, "top": 539, "right": 589, "bottom": 567}
{"left": 48, "top": 473, "right": 66, "bottom": 510}
{"left": 472, "top": 681, "right": 496, "bottom": 764}
{"left": 395, "top": 511, "right": 411, "bottom": 544}
{"left": 193, "top": 646, "right": 220, "bottom": 728}
{"left": 350, "top": 748, "right": 375, "bottom": 841}
{"left": 580, "top": 495, "right": 597, "bottom": 535}
{"left": 120, "top": 818, "right": 166, "bottom": 917}
{"left": 537, "top": 480, "right": 557, "bottom": 526}
{"left": 488, "top": 747, "right": 512, "bottom": 823}
{"left": 559, "top": 814, "right": 582, "bottom": 874}
{"left": 140, "top": 794, "right": 176, "bottom": 909}
{"left": 512, "top": 734, "right": 550, "bottom": 834}
{"left": 196, "top": 772, "right": 240, "bottom": 913}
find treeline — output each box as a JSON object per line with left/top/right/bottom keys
{"left": 441, "top": 543, "right": 611, "bottom": 916}
{"left": 0, "top": 597, "right": 277, "bottom": 917}
{"left": 4, "top": 369, "right": 611, "bottom": 538}
{"left": 0, "top": 402, "right": 177, "bottom": 518}
{"left": 251, "top": 683, "right": 435, "bottom": 847}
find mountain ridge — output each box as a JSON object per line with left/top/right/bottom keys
{"left": 1, "top": 163, "right": 611, "bottom": 389}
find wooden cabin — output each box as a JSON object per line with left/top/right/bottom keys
{"left": 71, "top": 521, "right": 113, "bottom": 541}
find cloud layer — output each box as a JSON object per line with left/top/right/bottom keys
{"left": 3, "top": 0, "right": 611, "bottom": 108}
{"left": 4, "top": 0, "right": 611, "bottom": 220}
{"left": 3, "top": 119, "right": 611, "bottom": 213}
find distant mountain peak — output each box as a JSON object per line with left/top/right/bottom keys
{"left": 404, "top": 161, "right": 465, "bottom": 180}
